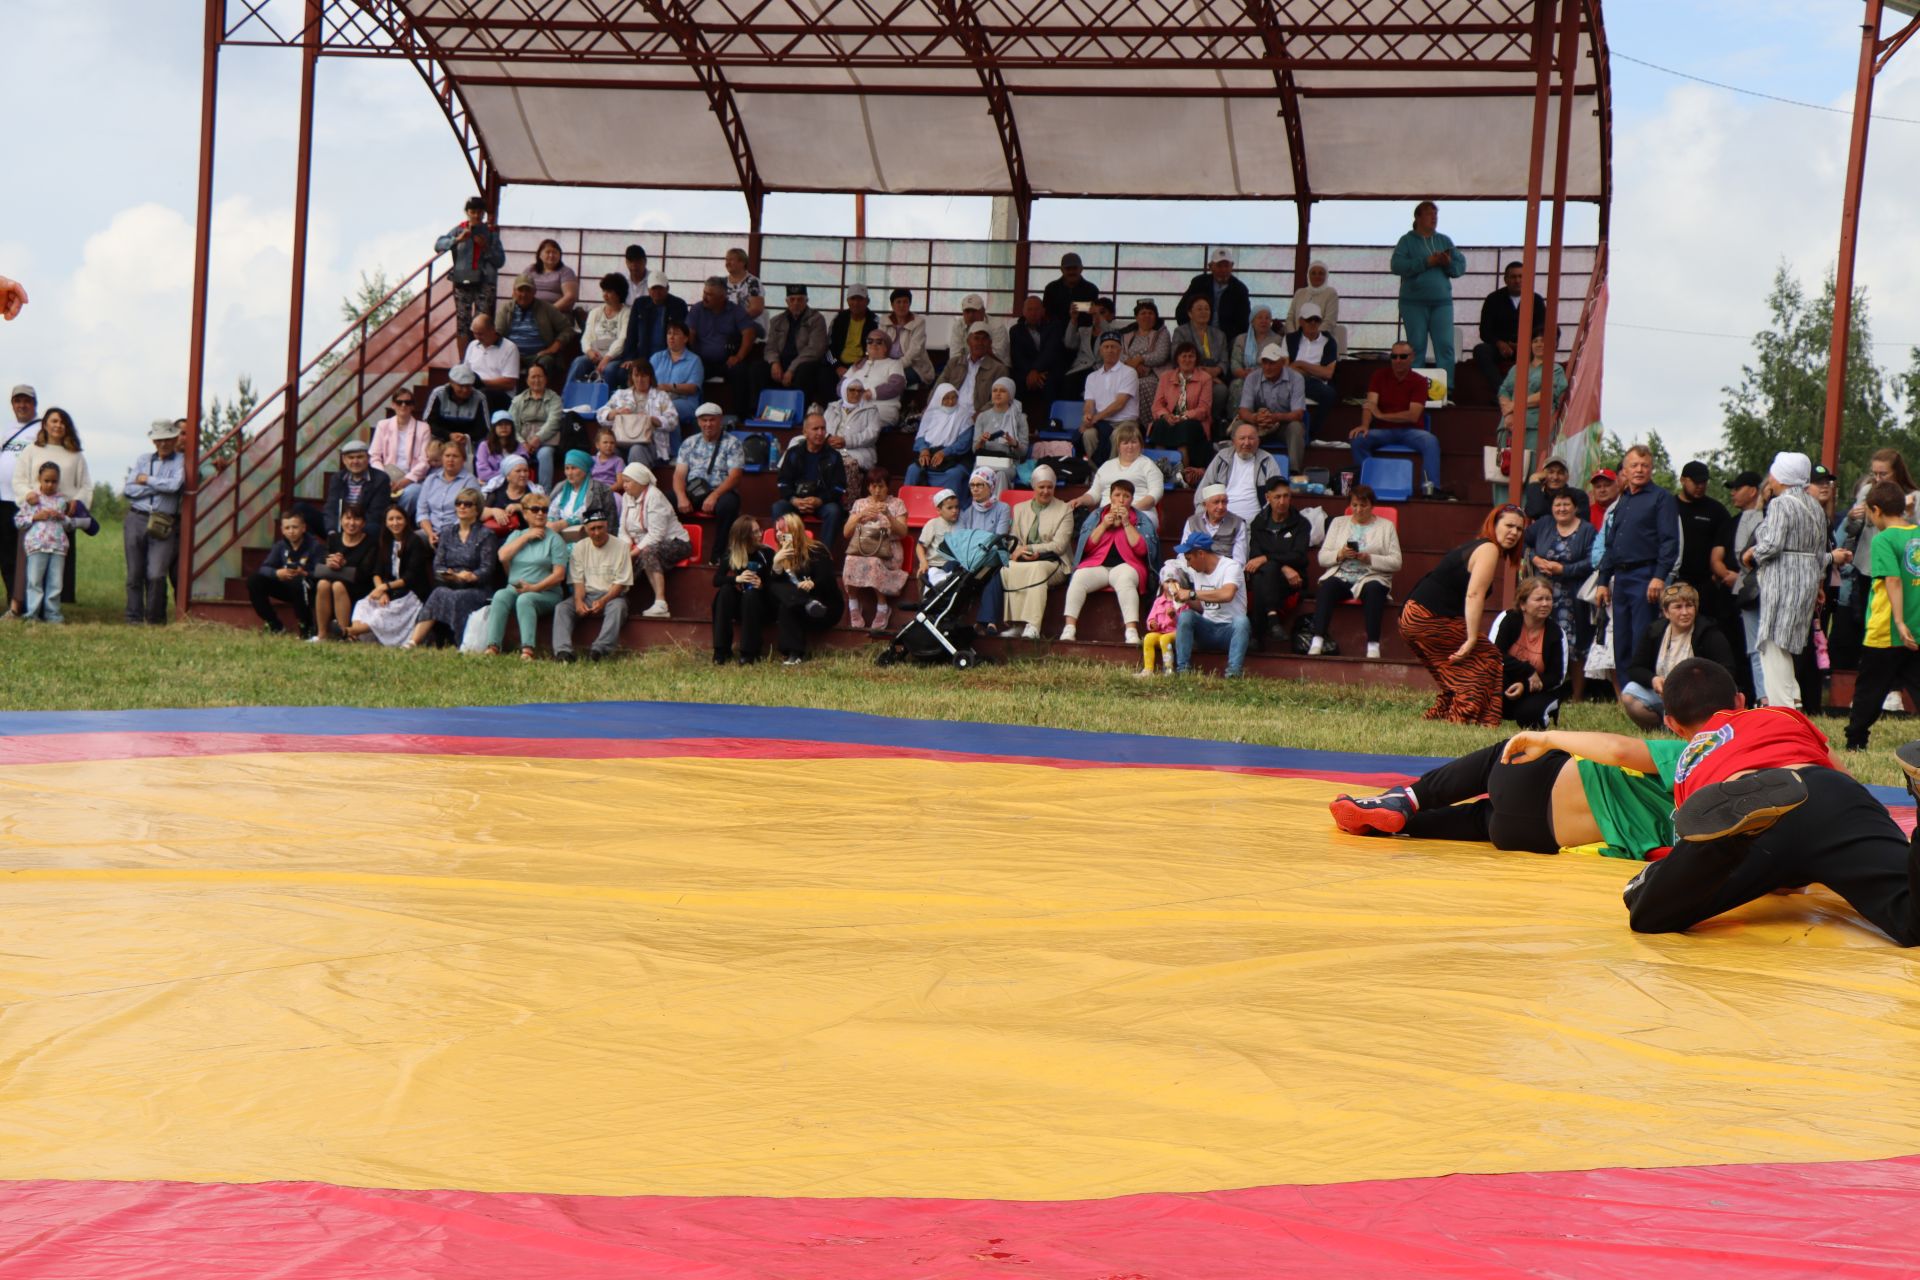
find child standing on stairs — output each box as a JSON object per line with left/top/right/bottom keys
{"left": 1140, "top": 570, "right": 1189, "bottom": 677}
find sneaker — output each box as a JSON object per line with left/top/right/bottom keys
{"left": 872, "top": 604, "right": 892, "bottom": 631}
{"left": 1022, "top": 623, "right": 1041, "bottom": 640}
{"left": 1329, "top": 790, "right": 1415, "bottom": 836}
{"left": 1059, "top": 623, "right": 1077, "bottom": 642}
{"left": 1366, "top": 642, "right": 1382, "bottom": 660}
{"left": 556, "top": 651, "right": 577, "bottom": 663}
{"left": 1124, "top": 625, "right": 1141, "bottom": 645}
{"left": 1001, "top": 623, "right": 1025, "bottom": 638}
{"left": 1896, "top": 741, "right": 1920, "bottom": 805}
{"left": 1134, "top": 667, "right": 1155, "bottom": 679}
{"left": 641, "top": 600, "right": 671, "bottom": 620}
{"left": 782, "top": 654, "right": 805, "bottom": 667}
{"left": 1672, "top": 768, "right": 1809, "bottom": 842}
{"left": 1307, "top": 636, "right": 1325, "bottom": 656}
{"left": 848, "top": 603, "right": 867, "bottom": 629}
{"left": 304, "top": 635, "right": 323, "bottom": 644}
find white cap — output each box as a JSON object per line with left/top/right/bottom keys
{"left": 620, "top": 461, "right": 654, "bottom": 487}
{"left": 961, "top": 294, "right": 986, "bottom": 311}
{"left": 650, "top": 278, "right": 672, "bottom": 294}
{"left": 447, "top": 364, "right": 477, "bottom": 386}
{"left": 967, "top": 320, "right": 991, "bottom": 336}
{"left": 1209, "top": 247, "right": 1234, "bottom": 265}
{"left": 9, "top": 384, "right": 34, "bottom": 400}
{"left": 1199, "top": 483, "right": 1228, "bottom": 502}
{"left": 847, "top": 283, "right": 870, "bottom": 299}
{"left": 932, "top": 487, "right": 957, "bottom": 505}
{"left": 1259, "top": 342, "right": 1287, "bottom": 362}
{"left": 696, "top": 401, "right": 724, "bottom": 417}
{"left": 1297, "top": 303, "right": 1323, "bottom": 321}
{"left": 148, "top": 419, "right": 183, "bottom": 441}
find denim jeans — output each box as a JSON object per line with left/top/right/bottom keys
{"left": 1175, "top": 610, "right": 1251, "bottom": 676}
{"left": 24, "top": 550, "right": 64, "bottom": 622}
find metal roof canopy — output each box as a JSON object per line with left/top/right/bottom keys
{"left": 217, "top": 0, "right": 1613, "bottom": 226}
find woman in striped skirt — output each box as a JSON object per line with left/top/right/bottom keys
{"left": 1399, "top": 505, "right": 1530, "bottom": 725}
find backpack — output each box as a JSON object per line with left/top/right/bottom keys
{"left": 741, "top": 434, "right": 773, "bottom": 468}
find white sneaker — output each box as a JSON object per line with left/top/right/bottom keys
{"left": 1002, "top": 623, "right": 1025, "bottom": 638}
{"left": 641, "top": 600, "right": 671, "bottom": 619}
{"left": 1022, "top": 623, "right": 1041, "bottom": 640}
{"left": 1366, "top": 642, "right": 1382, "bottom": 660}
{"left": 1124, "top": 625, "right": 1141, "bottom": 645}
{"left": 305, "top": 635, "right": 323, "bottom": 644}
{"left": 1134, "top": 667, "right": 1155, "bottom": 679}
{"left": 1307, "top": 636, "right": 1325, "bottom": 656}
{"left": 1059, "top": 623, "right": 1077, "bottom": 642}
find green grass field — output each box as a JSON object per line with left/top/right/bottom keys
{"left": 7, "top": 520, "right": 1907, "bottom": 787}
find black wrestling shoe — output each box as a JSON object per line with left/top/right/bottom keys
{"left": 1895, "top": 741, "right": 1920, "bottom": 806}
{"left": 1673, "top": 769, "right": 1809, "bottom": 842}
{"left": 1330, "top": 790, "right": 1413, "bottom": 836}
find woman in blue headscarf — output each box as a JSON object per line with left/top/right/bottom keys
{"left": 545, "top": 448, "right": 615, "bottom": 542}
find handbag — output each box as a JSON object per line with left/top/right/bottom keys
{"left": 460, "top": 604, "right": 491, "bottom": 653}
{"left": 145, "top": 511, "right": 176, "bottom": 541}
{"left": 847, "top": 520, "right": 891, "bottom": 559}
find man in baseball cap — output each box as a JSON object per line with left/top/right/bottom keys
{"left": 673, "top": 402, "right": 744, "bottom": 562}
{"left": 1163, "top": 528, "right": 1253, "bottom": 677}
{"left": 946, "top": 292, "right": 1007, "bottom": 368}
{"left": 1675, "top": 459, "right": 1731, "bottom": 597}
{"left": 1179, "top": 246, "right": 1251, "bottom": 342}
{"left": 1588, "top": 468, "right": 1619, "bottom": 528}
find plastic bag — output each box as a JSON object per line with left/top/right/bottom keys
{"left": 460, "top": 605, "right": 491, "bottom": 653}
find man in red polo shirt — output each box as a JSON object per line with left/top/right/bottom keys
{"left": 1625, "top": 658, "right": 1920, "bottom": 946}
{"left": 1588, "top": 467, "right": 1618, "bottom": 529}
{"left": 1349, "top": 341, "right": 1453, "bottom": 500}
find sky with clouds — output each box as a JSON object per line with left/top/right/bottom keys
{"left": 5, "top": 0, "right": 1920, "bottom": 480}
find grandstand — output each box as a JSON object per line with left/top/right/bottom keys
{"left": 180, "top": 0, "right": 1614, "bottom": 680}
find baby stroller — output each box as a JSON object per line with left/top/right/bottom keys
{"left": 876, "top": 529, "right": 1014, "bottom": 670}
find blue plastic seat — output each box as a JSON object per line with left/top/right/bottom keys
{"left": 1359, "top": 456, "right": 1414, "bottom": 502}
{"left": 1043, "top": 400, "right": 1084, "bottom": 435}
{"left": 1370, "top": 413, "right": 1432, "bottom": 456}
{"left": 745, "top": 389, "right": 805, "bottom": 430}
{"left": 561, "top": 380, "right": 611, "bottom": 414}
{"left": 1259, "top": 450, "right": 1290, "bottom": 478}
{"left": 1142, "top": 448, "right": 1186, "bottom": 484}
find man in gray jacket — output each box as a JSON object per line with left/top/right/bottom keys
{"left": 763, "top": 284, "right": 833, "bottom": 411}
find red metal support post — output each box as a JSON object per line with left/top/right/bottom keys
{"left": 1506, "top": 0, "right": 1556, "bottom": 514}
{"left": 1824, "top": 0, "right": 1892, "bottom": 472}
{"left": 1539, "top": 0, "right": 1582, "bottom": 453}
{"left": 280, "top": 0, "right": 321, "bottom": 510}
{"left": 1012, "top": 193, "right": 1033, "bottom": 307}
{"left": 1294, "top": 199, "right": 1313, "bottom": 290}
{"left": 177, "top": 0, "right": 223, "bottom": 616}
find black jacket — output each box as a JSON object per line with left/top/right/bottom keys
{"left": 380, "top": 531, "right": 437, "bottom": 601}
{"left": 1041, "top": 275, "right": 1101, "bottom": 326}
{"left": 1624, "top": 617, "right": 1735, "bottom": 691}
{"left": 776, "top": 441, "right": 848, "bottom": 505}
{"left": 1010, "top": 317, "right": 1063, "bottom": 385}
{"left": 1177, "top": 272, "right": 1252, "bottom": 340}
{"left": 826, "top": 310, "right": 877, "bottom": 368}
{"left": 1491, "top": 610, "right": 1570, "bottom": 693}
{"left": 324, "top": 467, "right": 393, "bottom": 535}
{"left": 1478, "top": 288, "right": 1547, "bottom": 347}
{"left": 619, "top": 292, "right": 692, "bottom": 368}
{"left": 1249, "top": 508, "right": 1313, "bottom": 579}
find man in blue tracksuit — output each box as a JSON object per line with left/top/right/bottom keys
{"left": 1594, "top": 444, "right": 1680, "bottom": 682}
{"left": 1389, "top": 200, "right": 1467, "bottom": 396}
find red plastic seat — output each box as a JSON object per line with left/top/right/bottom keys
{"left": 899, "top": 485, "right": 944, "bottom": 529}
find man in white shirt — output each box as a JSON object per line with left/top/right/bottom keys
{"left": 1081, "top": 331, "right": 1138, "bottom": 462}
{"left": 1285, "top": 304, "right": 1339, "bottom": 438}
{"left": 464, "top": 314, "right": 522, "bottom": 411}
{"left": 552, "top": 506, "right": 634, "bottom": 662}
{"left": 619, "top": 244, "right": 653, "bottom": 305}
{"left": 1198, "top": 422, "right": 1285, "bottom": 522}
{"left": 944, "top": 293, "right": 1010, "bottom": 369}
{"left": 1165, "top": 530, "right": 1251, "bottom": 677}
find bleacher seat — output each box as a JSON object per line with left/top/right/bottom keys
{"left": 677, "top": 524, "right": 702, "bottom": 567}
{"left": 745, "top": 389, "right": 805, "bottom": 430}
{"left": 1142, "top": 449, "right": 1184, "bottom": 479}
{"left": 562, "top": 380, "right": 611, "bottom": 415}
{"left": 1043, "top": 400, "right": 1084, "bottom": 436}
{"left": 999, "top": 489, "right": 1034, "bottom": 508}
{"left": 1359, "top": 457, "right": 1414, "bottom": 502}
{"left": 899, "top": 484, "right": 944, "bottom": 528}
{"left": 728, "top": 429, "right": 782, "bottom": 473}
{"left": 1259, "top": 451, "right": 1290, "bottom": 478}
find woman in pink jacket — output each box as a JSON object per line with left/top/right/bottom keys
{"left": 370, "top": 389, "right": 435, "bottom": 515}
{"left": 1060, "top": 476, "right": 1151, "bottom": 645}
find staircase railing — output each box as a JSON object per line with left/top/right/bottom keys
{"left": 186, "top": 254, "right": 461, "bottom": 603}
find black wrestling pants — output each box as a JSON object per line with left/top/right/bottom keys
{"left": 1401, "top": 739, "right": 1566, "bottom": 855}
{"left": 1624, "top": 766, "right": 1920, "bottom": 946}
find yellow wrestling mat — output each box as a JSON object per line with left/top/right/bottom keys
{"left": 5, "top": 744, "right": 1920, "bottom": 1203}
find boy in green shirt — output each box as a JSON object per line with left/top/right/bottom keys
{"left": 1845, "top": 480, "right": 1920, "bottom": 751}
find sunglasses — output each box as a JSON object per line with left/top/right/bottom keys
{"left": 524, "top": 505, "right": 549, "bottom": 513}
{"left": 454, "top": 500, "right": 477, "bottom": 508}
{"left": 1390, "top": 353, "right": 1413, "bottom": 361}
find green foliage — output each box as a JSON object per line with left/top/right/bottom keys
{"left": 200, "top": 374, "right": 259, "bottom": 474}
{"left": 1711, "top": 264, "right": 1920, "bottom": 486}
{"left": 87, "top": 482, "right": 126, "bottom": 522}
{"left": 313, "top": 269, "right": 416, "bottom": 380}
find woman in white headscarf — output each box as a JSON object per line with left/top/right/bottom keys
{"left": 1285, "top": 259, "right": 1341, "bottom": 335}
{"left": 825, "top": 376, "right": 884, "bottom": 497}
{"left": 905, "top": 383, "right": 973, "bottom": 491}
{"left": 971, "top": 377, "right": 1028, "bottom": 496}
{"left": 838, "top": 328, "right": 907, "bottom": 427}
{"left": 1230, "top": 304, "right": 1280, "bottom": 411}
{"left": 1746, "top": 450, "right": 1841, "bottom": 708}
{"left": 998, "top": 464, "right": 1074, "bottom": 639}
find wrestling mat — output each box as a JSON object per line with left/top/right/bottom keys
{"left": 4, "top": 701, "right": 1920, "bottom": 1277}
